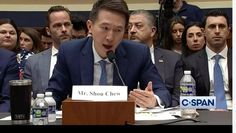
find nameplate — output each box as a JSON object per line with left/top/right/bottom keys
{"left": 72, "top": 85, "right": 128, "bottom": 101}
{"left": 180, "top": 96, "right": 216, "bottom": 109}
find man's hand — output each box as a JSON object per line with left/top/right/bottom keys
{"left": 129, "top": 81, "right": 157, "bottom": 108}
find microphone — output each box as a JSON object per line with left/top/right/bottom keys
{"left": 107, "top": 50, "right": 126, "bottom": 86}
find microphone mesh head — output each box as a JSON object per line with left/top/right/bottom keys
{"left": 107, "top": 50, "right": 116, "bottom": 63}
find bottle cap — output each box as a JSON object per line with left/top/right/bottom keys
{"left": 45, "top": 91, "right": 52, "bottom": 96}
{"left": 37, "top": 93, "right": 44, "bottom": 98}
{"left": 184, "top": 70, "right": 191, "bottom": 75}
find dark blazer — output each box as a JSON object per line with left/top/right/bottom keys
{"left": 47, "top": 37, "right": 171, "bottom": 109}
{"left": 183, "top": 48, "right": 232, "bottom": 97}
{"left": 154, "top": 47, "right": 183, "bottom": 106}
{"left": 0, "top": 48, "right": 19, "bottom": 112}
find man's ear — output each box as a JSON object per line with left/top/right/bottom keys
{"left": 46, "top": 27, "right": 51, "bottom": 36}
{"left": 87, "top": 20, "right": 93, "bottom": 34}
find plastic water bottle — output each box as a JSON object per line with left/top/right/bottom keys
{"left": 30, "top": 92, "right": 34, "bottom": 122}
{"left": 44, "top": 92, "right": 56, "bottom": 122}
{"left": 32, "top": 93, "right": 49, "bottom": 125}
{"left": 180, "top": 70, "right": 197, "bottom": 118}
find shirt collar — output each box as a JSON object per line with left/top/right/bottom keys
{"left": 51, "top": 45, "right": 58, "bottom": 56}
{"left": 92, "top": 41, "right": 109, "bottom": 63}
{"left": 205, "top": 45, "right": 228, "bottom": 60}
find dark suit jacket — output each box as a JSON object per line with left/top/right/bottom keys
{"left": 183, "top": 48, "right": 232, "bottom": 97}
{"left": 154, "top": 48, "right": 183, "bottom": 106}
{"left": 47, "top": 37, "right": 171, "bottom": 109}
{"left": 0, "top": 48, "right": 19, "bottom": 112}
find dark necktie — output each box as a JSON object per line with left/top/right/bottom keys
{"left": 99, "top": 60, "right": 107, "bottom": 85}
{"left": 213, "top": 54, "right": 227, "bottom": 109}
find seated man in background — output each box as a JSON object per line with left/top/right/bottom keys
{"left": 71, "top": 15, "right": 88, "bottom": 39}
{"left": 183, "top": 9, "right": 232, "bottom": 110}
{"left": 128, "top": 10, "right": 182, "bottom": 107}
{"left": 47, "top": 0, "right": 171, "bottom": 110}
{"left": 0, "top": 48, "right": 19, "bottom": 112}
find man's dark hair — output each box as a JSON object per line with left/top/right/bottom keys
{"left": 202, "top": 9, "right": 229, "bottom": 28}
{"left": 71, "top": 16, "right": 88, "bottom": 33}
{"left": 46, "top": 5, "right": 71, "bottom": 26}
{"left": 89, "top": 0, "right": 129, "bottom": 28}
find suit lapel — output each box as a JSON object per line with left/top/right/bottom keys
{"left": 227, "top": 48, "right": 232, "bottom": 97}
{"left": 199, "top": 50, "right": 210, "bottom": 94}
{"left": 39, "top": 49, "right": 51, "bottom": 89}
{"left": 80, "top": 38, "right": 94, "bottom": 84}
{"left": 113, "top": 43, "right": 128, "bottom": 85}
{"left": 154, "top": 48, "right": 165, "bottom": 82}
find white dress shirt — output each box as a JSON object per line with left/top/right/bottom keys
{"left": 49, "top": 46, "right": 58, "bottom": 78}
{"left": 92, "top": 42, "right": 113, "bottom": 85}
{"left": 205, "top": 45, "right": 232, "bottom": 109}
{"left": 150, "top": 45, "right": 155, "bottom": 64}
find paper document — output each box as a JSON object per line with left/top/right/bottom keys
{"left": 135, "top": 107, "right": 181, "bottom": 121}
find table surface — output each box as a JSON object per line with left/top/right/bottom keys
{"left": 0, "top": 110, "right": 232, "bottom": 125}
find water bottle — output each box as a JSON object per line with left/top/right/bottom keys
{"left": 30, "top": 91, "right": 34, "bottom": 122}
{"left": 44, "top": 92, "right": 56, "bottom": 122}
{"left": 32, "top": 93, "right": 49, "bottom": 125}
{"left": 180, "top": 70, "right": 197, "bottom": 118}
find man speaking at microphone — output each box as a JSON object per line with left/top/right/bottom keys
{"left": 47, "top": 0, "right": 171, "bottom": 110}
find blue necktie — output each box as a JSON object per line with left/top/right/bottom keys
{"left": 214, "top": 54, "right": 227, "bottom": 109}
{"left": 99, "top": 60, "right": 107, "bottom": 85}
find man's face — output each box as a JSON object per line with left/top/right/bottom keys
{"left": 47, "top": 11, "right": 72, "bottom": 47}
{"left": 204, "top": 16, "right": 229, "bottom": 51}
{"left": 41, "top": 35, "right": 53, "bottom": 50}
{"left": 128, "top": 14, "right": 156, "bottom": 47}
{"left": 87, "top": 9, "right": 126, "bottom": 58}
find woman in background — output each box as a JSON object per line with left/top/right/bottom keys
{"left": 17, "top": 27, "right": 42, "bottom": 79}
{"left": 181, "top": 22, "right": 205, "bottom": 58}
{"left": 0, "top": 18, "right": 19, "bottom": 53}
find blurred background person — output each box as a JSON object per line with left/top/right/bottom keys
{"left": 158, "top": 0, "right": 204, "bottom": 47}
{"left": 183, "top": 9, "right": 231, "bottom": 110}
{"left": 19, "top": 27, "right": 42, "bottom": 54}
{"left": 24, "top": 5, "right": 73, "bottom": 98}
{"left": 0, "top": 48, "right": 19, "bottom": 112}
{"left": 181, "top": 22, "right": 205, "bottom": 58}
{"left": 40, "top": 27, "right": 54, "bottom": 50}
{"left": 163, "top": 16, "right": 185, "bottom": 54}
{"left": 128, "top": 10, "right": 182, "bottom": 106}
{"left": 71, "top": 15, "right": 88, "bottom": 39}
{"left": 17, "top": 27, "right": 42, "bottom": 79}
{"left": 0, "top": 18, "right": 19, "bottom": 53}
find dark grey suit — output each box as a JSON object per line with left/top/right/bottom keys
{"left": 183, "top": 48, "right": 232, "bottom": 97}
{"left": 24, "top": 48, "right": 52, "bottom": 98}
{"left": 154, "top": 47, "right": 183, "bottom": 106}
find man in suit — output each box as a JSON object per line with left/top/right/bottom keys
{"left": 0, "top": 48, "right": 19, "bottom": 112}
{"left": 47, "top": 0, "right": 171, "bottom": 110}
{"left": 128, "top": 10, "right": 182, "bottom": 107}
{"left": 24, "top": 5, "right": 72, "bottom": 98}
{"left": 183, "top": 9, "right": 232, "bottom": 110}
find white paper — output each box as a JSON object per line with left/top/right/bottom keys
{"left": 135, "top": 107, "right": 181, "bottom": 121}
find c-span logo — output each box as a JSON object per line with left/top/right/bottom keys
{"left": 180, "top": 96, "right": 216, "bottom": 109}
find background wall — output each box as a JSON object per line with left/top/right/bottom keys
{"left": 0, "top": 0, "right": 232, "bottom": 27}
